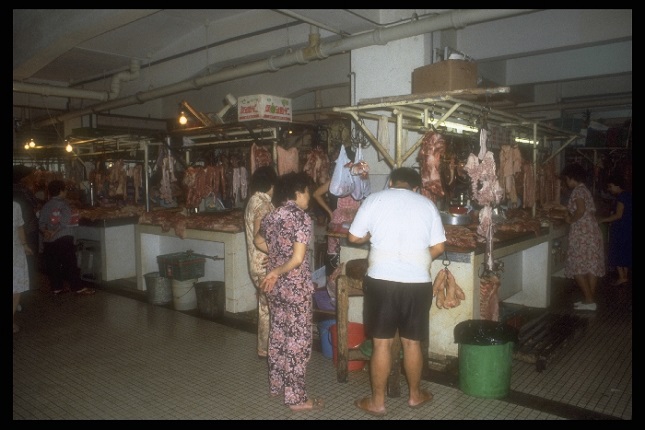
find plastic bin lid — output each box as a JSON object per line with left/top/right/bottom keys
{"left": 454, "top": 319, "right": 519, "bottom": 346}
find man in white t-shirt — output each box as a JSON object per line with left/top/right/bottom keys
{"left": 348, "top": 167, "right": 446, "bottom": 417}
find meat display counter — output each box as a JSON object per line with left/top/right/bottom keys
{"left": 337, "top": 223, "right": 568, "bottom": 368}
{"left": 134, "top": 209, "right": 255, "bottom": 314}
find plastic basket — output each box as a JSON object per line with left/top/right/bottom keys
{"left": 157, "top": 252, "right": 206, "bottom": 281}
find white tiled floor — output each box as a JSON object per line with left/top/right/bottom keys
{"left": 13, "top": 276, "right": 631, "bottom": 420}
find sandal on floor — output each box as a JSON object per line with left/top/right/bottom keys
{"left": 289, "top": 398, "right": 324, "bottom": 412}
{"left": 76, "top": 288, "right": 96, "bottom": 295}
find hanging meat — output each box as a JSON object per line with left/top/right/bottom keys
{"left": 499, "top": 144, "right": 523, "bottom": 208}
{"left": 432, "top": 267, "right": 466, "bottom": 309}
{"left": 250, "top": 143, "right": 273, "bottom": 174}
{"left": 303, "top": 147, "right": 331, "bottom": 186}
{"left": 277, "top": 145, "right": 299, "bottom": 175}
{"left": 479, "top": 270, "right": 500, "bottom": 321}
{"left": 417, "top": 130, "right": 447, "bottom": 203}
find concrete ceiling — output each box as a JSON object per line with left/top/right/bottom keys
{"left": 13, "top": 9, "right": 632, "bottom": 136}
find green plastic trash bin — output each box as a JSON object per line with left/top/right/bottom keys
{"left": 454, "top": 319, "right": 518, "bottom": 399}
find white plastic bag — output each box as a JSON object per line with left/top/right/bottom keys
{"left": 329, "top": 145, "right": 354, "bottom": 197}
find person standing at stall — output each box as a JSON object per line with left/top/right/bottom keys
{"left": 348, "top": 167, "right": 446, "bottom": 416}
{"left": 244, "top": 165, "right": 278, "bottom": 359}
{"left": 13, "top": 167, "right": 41, "bottom": 290}
{"left": 254, "top": 171, "right": 323, "bottom": 412}
{"left": 14, "top": 201, "right": 33, "bottom": 333}
{"left": 560, "top": 163, "right": 605, "bottom": 311}
{"left": 39, "top": 180, "right": 95, "bottom": 296}
{"left": 600, "top": 173, "right": 632, "bottom": 286}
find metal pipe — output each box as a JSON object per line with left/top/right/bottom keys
{"left": 12, "top": 82, "right": 109, "bottom": 101}
{"left": 29, "top": 9, "right": 537, "bottom": 128}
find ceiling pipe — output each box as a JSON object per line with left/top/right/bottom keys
{"left": 108, "top": 58, "right": 140, "bottom": 99}
{"left": 13, "top": 58, "right": 141, "bottom": 102}
{"left": 28, "top": 9, "right": 537, "bottom": 128}
{"left": 274, "top": 9, "right": 350, "bottom": 36}
{"left": 505, "top": 96, "right": 632, "bottom": 115}
{"left": 12, "top": 82, "right": 109, "bottom": 101}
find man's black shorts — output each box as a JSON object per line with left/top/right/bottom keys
{"left": 362, "top": 275, "right": 432, "bottom": 341}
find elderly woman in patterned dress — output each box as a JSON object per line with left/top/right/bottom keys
{"left": 561, "top": 163, "right": 605, "bottom": 311}
{"left": 253, "top": 171, "right": 324, "bottom": 412}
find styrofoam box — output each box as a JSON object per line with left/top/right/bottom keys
{"left": 237, "top": 94, "right": 292, "bottom": 122}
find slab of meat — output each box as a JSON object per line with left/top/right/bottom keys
{"left": 444, "top": 225, "right": 478, "bottom": 250}
{"left": 464, "top": 152, "right": 503, "bottom": 207}
{"left": 277, "top": 145, "right": 299, "bottom": 175}
{"left": 139, "top": 208, "right": 245, "bottom": 238}
{"left": 479, "top": 271, "right": 500, "bottom": 321}
{"left": 303, "top": 147, "right": 331, "bottom": 186}
{"left": 250, "top": 143, "right": 273, "bottom": 174}
{"left": 417, "top": 131, "right": 446, "bottom": 203}
{"left": 499, "top": 144, "right": 522, "bottom": 207}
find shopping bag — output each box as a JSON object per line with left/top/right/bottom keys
{"left": 329, "top": 145, "right": 354, "bottom": 197}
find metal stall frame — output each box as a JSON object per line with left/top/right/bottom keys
{"left": 333, "top": 87, "right": 582, "bottom": 216}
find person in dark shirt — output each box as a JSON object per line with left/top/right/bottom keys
{"left": 39, "top": 180, "right": 95, "bottom": 296}
{"left": 600, "top": 174, "right": 632, "bottom": 285}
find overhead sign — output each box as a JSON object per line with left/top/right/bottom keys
{"left": 237, "top": 94, "right": 292, "bottom": 123}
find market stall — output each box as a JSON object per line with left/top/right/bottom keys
{"left": 338, "top": 220, "right": 567, "bottom": 365}
{"left": 135, "top": 213, "right": 252, "bottom": 313}
{"left": 329, "top": 88, "right": 579, "bottom": 367}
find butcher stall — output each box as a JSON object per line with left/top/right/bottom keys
{"left": 15, "top": 102, "right": 336, "bottom": 314}
{"left": 330, "top": 88, "right": 581, "bottom": 367}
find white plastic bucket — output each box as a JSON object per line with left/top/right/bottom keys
{"left": 171, "top": 279, "right": 198, "bottom": 311}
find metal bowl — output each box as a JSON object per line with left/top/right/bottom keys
{"left": 440, "top": 211, "right": 472, "bottom": 226}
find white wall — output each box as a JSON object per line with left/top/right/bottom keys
{"left": 350, "top": 35, "right": 427, "bottom": 187}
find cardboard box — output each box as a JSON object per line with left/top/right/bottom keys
{"left": 237, "top": 94, "right": 292, "bottom": 123}
{"left": 411, "top": 60, "right": 478, "bottom": 94}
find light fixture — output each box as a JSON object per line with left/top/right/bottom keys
{"left": 179, "top": 111, "right": 188, "bottom": 125}
{"left": 29, "top": 138, "right": 35, "bottom": 148}
{"left": 66, "top": 143, "right": 73, "bottom": 152}
{"left": 24, "top": 143, "right": 29, "bottom": 150}
{"left": 433, "top": 120, "right": 479, "bottom": 133}
{"left": 515, "top": 137, "right": 538, "bottom": 145}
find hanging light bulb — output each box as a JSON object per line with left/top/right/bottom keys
{"left": 179, "top": 111, "right": 188, "bottom": 125}
{"left": 29, "top": 138, "right": 36, "bottom": 148}
{"left": 66, "top": 143, "right": 73, "bottom": 152}
{"left": 24, "top": 143, "right": 29, "bottom": 150}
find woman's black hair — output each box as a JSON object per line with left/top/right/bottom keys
{"left": 47, "top": 179, "right": 66, "bottom": 197}
{"left": 606, "top": 173, "right": 626, "bottom": 189}
{"left": 560, "top": 163, "right": 587, "bottom": 183}
{"left": 389, "top": 167, "right": 422, "bottom": 189}
{"left": 249, "top": 166, "right": 278, "bottom": 194}
{"left": 273, "top": 171, "right": 314, "bottom": 205}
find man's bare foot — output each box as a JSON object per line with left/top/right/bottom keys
{"left": 354, "top": 397, "right": 387, "bottom": 416}
{"left": 408, "top": 389, "right": 433, "bottom": 408}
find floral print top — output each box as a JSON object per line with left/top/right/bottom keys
{"left": 565, "top": 183, "right": 605, "bottom": 277}
{"left": 260, "top": 200, "right": 314, "bottom": 298}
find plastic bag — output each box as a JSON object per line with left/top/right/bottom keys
{"left": 329, "top": 145, "right": 354, "bottom": 197}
